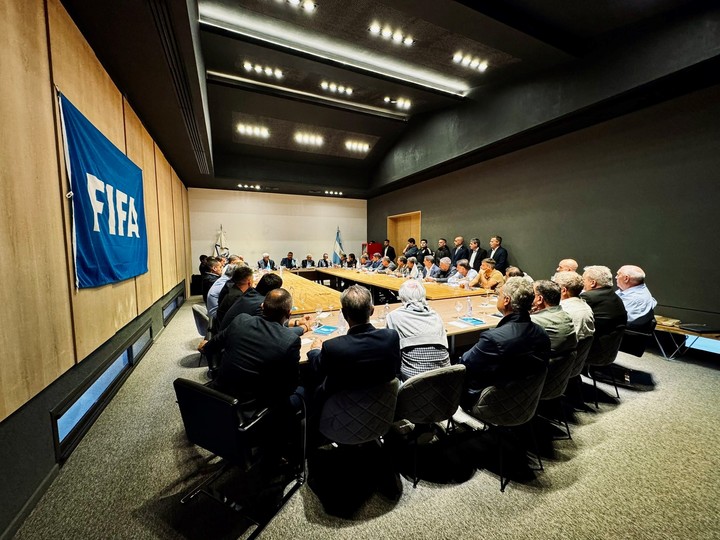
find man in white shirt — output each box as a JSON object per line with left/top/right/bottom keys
{"left": 448, "top": 259, "right": 478, "bottom": 286}
{"left": 615, "top": 265, "right": 657, "bottom": 325}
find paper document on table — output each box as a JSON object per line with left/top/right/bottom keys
{"left": 301, "top": 338, "right": 314, "bottom": 345}
{"left": 459, "top": 317, "right": 485, "bottom": 326}
{"left": 313, "top": 325, "right": 338, "bottom": 335}
{"left": 317, "top": 312, "right": 331, "bottom": 319}
{"left": 449, "top": 321, "right": 472, "bottom": 328}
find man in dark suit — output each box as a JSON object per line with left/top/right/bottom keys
{"left": 302, "top": 254, "right": 316, "bottom": 268}
{"left": 580, "top": 265, "right": 628, "bottom": 335}
{"left": 488, "top": 235, "right": 509, "bottom": 274}
{"left": 451, "top": 236, "right": 470, "bottom": 266}
{"left": 219, "top": 272, "right": 283, "bottom": 330}
{"left": 215, "top": 265, "right": 253, "bottom": 324}
{"left": 382, "top": 239, "right": 396, "bottom": 261}
{"left": 460, "top": 277, "right": 550, "bottom": 408}
{"left": 201, "top": 256, "right": 223, "bottom": 302}
{"left": 468, "top": 237, "right": 488, "bottom": 272}
{"left": 199, "top": 288, "right": 301, "bottom": 419}
{"left": 307, "top": 284, "right": 400, "bottom": 417}
{"left": 280, "top": 251, "right": 297, "bottom": 269}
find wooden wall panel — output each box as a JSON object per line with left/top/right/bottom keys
{"left": 0, "top": 0, "right": 75, "bottom": 421}
{"left": 155, "top": 149, "right": 177, "bottom": 293}
{"left": 49, "top": 0, "right": 137, "bottom": 360}
{"left": 172, "top": 171, "right": 186, "bottom": 288}
{"left": 182, "top": 187, "right": 192, "bottom": 296}
{"left": 124, "top": 101, "right": 163, "bottom": 313}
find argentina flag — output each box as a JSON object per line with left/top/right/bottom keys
{"left": 59, "top": 92, "right": 148, "bottom": 288}
{"left": 332, "top": 227, "right": 345, "bottom": 265}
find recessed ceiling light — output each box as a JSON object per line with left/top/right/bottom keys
{"left": 369, "top": 21, "right": 381, "bottom": 35}
{"left": 381, "top": 26, "right": 392, "bottom": 38}
{"left": 245, "top": 59, "right": 285, "bottom": 79}
{"left": 345, "top": 140, "right": 371, "bottom": 153}
{"left": 294, "top": 131, "right": 323, "bottom": 146}
{"left": 370, "top": 21, "right": 413, "bottom": 47}
{"left": 237, "top": 123, "right": 270, "bottom": 138}
{"left": 320, "top": 80, "right": 353, "bottom": 96}
{"left": 301, "top": 1, "right": 316, "bottom": 12}
{"left": 453, "top": 51, "right": 489, "bottom": 73}
{"left": 288, "top": 0, "right": 300, "bottom": 5}
{"left": 403, "top": 36, "right": 413, "bottom": 46}
{"left": 383, "top": 96, "right": 411, "bottom": 110}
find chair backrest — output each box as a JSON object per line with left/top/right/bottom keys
{"left": 173, "top": 378, "right": 267, "bottom": 467}
{"left": 586, "top": 325, "right": 626, "bottom": 368}
{"left": 569, "top": 336, "right": 594, "bottom": 378}
{"left": 471, "top": 363, "right": 548, "bottom": 427}
{"left": 620, "top": 312, "right": 657, "bottom": 357}
{"left": 192, "top": 304, "right": 209, "bottom": 337}
{"left": 395, "top": 365, "right": 466, "bottom": 424}
{"left": 319, "top": 378, "right": 400, "bottom": 445}
{"left": 541, "top": 349, "right": 577, "bottom": 401}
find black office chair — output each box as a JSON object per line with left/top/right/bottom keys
{"left": 538, "top": 347, "right": 577, "bottom": 439}
{"left": 393, "top": 365, "right": 466, "bottom": 487}
{"left": 585, "top": 325, "right": 626, "bottom": 408}
{"left": 173, "top": 378, "right": 304, "bottom": 539}
{"left": 466, "top": 359, "right": 548, "bottom": 492}
{"left": 620, "top": 310, "right": 657, "bottom": 357}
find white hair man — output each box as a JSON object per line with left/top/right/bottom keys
{"left": 580, "top": 265, "right": 627, "bottom": 335}
{"left": 552, "top": 271, "right": 595, "bottom": 340}
{"left": 424, "top": 257, "right": 456, "bottom": 283}
{"left": 615, "top": 265, "right": 657, "bottom": 326}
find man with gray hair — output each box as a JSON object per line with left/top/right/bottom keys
{"left": 581, "top": 265, "right": 627, "bottom": 335}
{"left": 553, "top": 271, "right": 595, "bottom": 340}
{"left": 531, "top": 280, "right": 578, "bottom": 356}
{"left": 421, "top": 255, "right": 440, "bottom": 279}
{"left": 424, "top": 257, "right": 456, "bottom": 283}
{"left": 460, "top": 277, "right": 550, "bottom": 407}
{"left": 206, "top": 263, "right": 237, "bottom": 318}
{"left": 307, "top": 285, "right": 400, "bottom": 413}
{"left": 376, "top": 255, "right": 397, "bottom": 274}
{"left": 615, "top": 265, "right": 657, "bottom": 325}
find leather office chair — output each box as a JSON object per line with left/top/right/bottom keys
{"left": 619, "top": 310, "right": 656, "bottom": 357}
{"left": 584, "top": 325, "right": 626, "bottom": 408}
{"left": 466, "top": 360, "right": 548, "bottom": 492}
{"left": 538, "top": 348, "right": 577, "bottom": 439}
{"left": 173, "top": 378, "right": 304, "bottom": 538}
{"left": 393, "top": 365, "right": 466, "bottom": 487}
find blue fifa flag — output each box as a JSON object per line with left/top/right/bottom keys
{"left": 59, "top": 93, "right": 148, "bottom": 288}
{"left": 332, "top": 227, "right": 345, "bottom": 265}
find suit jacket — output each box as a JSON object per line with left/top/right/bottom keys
{"left": 219, "top": 288, "right": 265, "bottom": 330}
{"left": 581, "top": 287, "right": 628, "bottom": 336}
{"left": 468, "top": 248, "right": 488, "bottom": 271}
{"left": 460, "top": 312, "right": 550, "bottom": 401}
{"left": 489, "top": 246, "right": 508, "bottom": 274}
{"left": 422, "top": 263, "right": 440, "bottom": 279}
{"left": 383, "top": 245, "right": 396, "bottom": 261}
{"left": 435, "top": 245, "right": 452, "bottom": 264}
{"left": 451, "top": 245, "right": 470, "bottom": 266}
{"left": 317, "top": 259, "right": 330, "bottom": 267}
{"left": 204, "top": 313, "right": 300, "bottom": 416}
{"left": 280, "top": 257, "right": 297, "bottom": 269}
{"left": 257, "top": 258, "right": 277, "bottom": 270}
{"left": 301, "top": 259, "right": 315, "bottom": 268}
{"left": 201, "top": 273, "right": 219, "bottom": 302}
{"left": 307, "top": 322, "right": 400, "bottom": 407}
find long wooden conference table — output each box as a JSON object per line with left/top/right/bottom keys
{"left": 274, "top": 268, "right": 500, "bottom": 358}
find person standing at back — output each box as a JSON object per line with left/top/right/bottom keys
{"left": 488, "top": 235, "right": 509, "bottom": 274}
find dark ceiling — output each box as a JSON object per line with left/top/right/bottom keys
{"left": 60, "top": 0, "right": 714, "bottom": 199}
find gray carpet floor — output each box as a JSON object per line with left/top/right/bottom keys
{"left": 14, "top": 298, "right": 720, "bottom": 539}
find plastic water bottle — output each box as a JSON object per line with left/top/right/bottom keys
{"left": 466, "top": 296, "right": 473, "bottom": 317}
{"left": 380, "top": 302, "right": 390, "bottom": 324}
{"left": 337, "top": 311, "right": 347, "bottom": 335}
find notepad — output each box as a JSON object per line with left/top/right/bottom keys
{"left": 313, "top": 325, "right": 337, "bottom": 335}
{"left": 459, "top": 317, "right": 485, "bottom": 326}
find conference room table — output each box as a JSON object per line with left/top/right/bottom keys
{"left": 268, "top": 269, "right": 342, "bottom": 315}
{"left": 314, "top": 267, "right": 491, "bottom": 300}
{"left": 295, "top": 294, "right": 502, "bottom": 360}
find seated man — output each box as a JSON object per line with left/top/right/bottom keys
{"left": 448, "top": 259, "right": 478, "bottom": 286}
{"left": 394, "top": 255, "right": 408, "bottom": 275}
{"left": 557, "top": 258, "right": 579, "bottom": 272}
{"left": 552, "top": 271, "right": 595, "bottom": 341}
{"left": 257, "top": 252, "right": 277, "bottom": 270}
{"left": 506, "top": 266, "right": 534, "bottom": 283}
{"left": 206, "top": 263, "right": 237, "bottom": 318}
{"left": 421, "top": 255, "right": 440, "bottom": 279}
{"left": 199, "top": 288, "right": 301, "bottom": 422}
{"left": 302, "top": 254, "right": 315, "bottom": 268}
{"left": 201, "top": 257, "right": 223, "bottom": 302}
{"left": 386, "top": 280, "right": 449, "bottom": 380}
{"left": 424, "top": 257, "right": 456, "bottom": 283}
{"left": 359, "top": 253, "right": 371, "bottom": 268}
{"left": 280, "top": 252, "right": 297, "bottom": 269}
{"left": 469, "top": 258, "right": 505, "bottom": 290}
{"left": 581, "top": 265, "right": 627, "bottom": 335}
{"left": 615, "top": 265, "right": 657, "bottom": 327}
{"left": 307, "top": 285, "right": 400, "bottom": 419}
{"left": 369, "top": 252, "right": 383, "bottom": 270}
{"left": 346, "top": 253, "right": 358, "bottom": 268}
{"left": 216, "top": 266, "right": 255, "bottom": 326}
{"left": 317, "top": 253, "right": 331, "bottom": 268}
{"left": 405, "top": 256, "right": 420, "bottom": 279}
{"left": 460, "top": 277, "right": 551, "bottom": 408}
{"left": 531, "top": 280, "right": 578, "bottom": 356}
{"left": 376, "top": 256, "right": 397, "bottom": 274}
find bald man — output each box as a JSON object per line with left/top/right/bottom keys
{"left": 557, "top": 259, "right": 578, "bottom": 272}
{"left": 615, "top": 265, "right": 657, "bottom": 325}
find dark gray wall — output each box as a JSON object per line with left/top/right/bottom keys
{"left": 368, "top": 84, "right": 720, "bottom": 326}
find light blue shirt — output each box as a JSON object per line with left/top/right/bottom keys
{"left": 448, "top": 268, "right": 478, "bottom": 284}
{"left": 207, "top": 275, "right": 230, "bottom": 317}
{"left": 616, "top": 284, "right": 657, "bottom": 323}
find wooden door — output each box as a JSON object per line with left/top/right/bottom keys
{"left": 387, "top": 211, "right": 421, "bottom": 257}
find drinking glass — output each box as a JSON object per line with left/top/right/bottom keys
{"left": 455, "top": 300, "right": 464, "bottom": 318}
